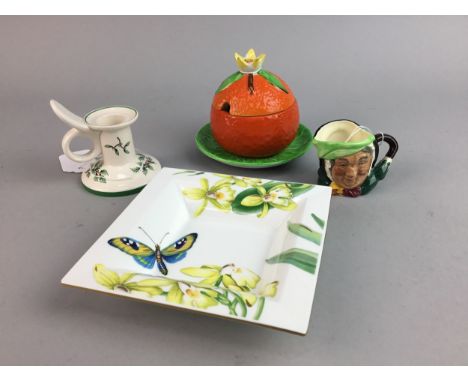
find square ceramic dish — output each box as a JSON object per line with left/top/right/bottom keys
{"left": 62, "top": 167, "right": 332, "bottom": 335}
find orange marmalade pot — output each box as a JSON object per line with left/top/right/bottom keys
{"left": 210, "top": 49, "right": 299, "bottom": 158}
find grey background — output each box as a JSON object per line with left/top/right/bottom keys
{"left": 0, "top": 16, "right": 467, "bottom": 365}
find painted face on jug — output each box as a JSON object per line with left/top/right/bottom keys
{"left": 330, "top": 147, "right": 373, "bottom": 189}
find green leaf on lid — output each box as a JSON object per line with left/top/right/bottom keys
{"left": 258, "top": 70, "right": 289, "bottom": 93}
{"left": 215, "top": 71, "right": 244, "bottom": 93}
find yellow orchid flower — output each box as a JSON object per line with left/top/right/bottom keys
{"left": 234, "top": 48, "right": 266, "bottom": 73}
{"left": 93, "top": 263, "right": 278, "bottom": 320}
{"left": 181, "top": 264, "right": 261, "bottom": 290}
{"left": 227, "top": 285, "right": 257, "bottom": 307}
{"left": 165, "top": 280, "right": 219, "bottom": 309}
{"left": 229, "top": 266, "right": 261, "bottom": 289}
{"left": 182, "top": 178, "right": 235, "bottom": 217}
{"left": 215, "top": 173, "right": 263, "bottom": 188}
{"left": 180, "top": 265, "right": 221, "bottom": 285}
{"left": 259, "top": 281, "right": 279, "bottom": 298}
{"left": 183, "top": 286, "right": 218, "bottom": 309}
{"left": 93, "top": 264, "right": 173, "bottom": 297}
{"left": 166, "top": 283, "right": 184, "bottom": 304}
{"left": 240, "top": 184, "right": 297, "bottom": 218}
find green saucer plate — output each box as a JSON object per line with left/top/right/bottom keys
{"left": 195, "top": 123, "right": 313, "bottom": 168}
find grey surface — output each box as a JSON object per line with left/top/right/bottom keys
{"left": 0, "top": 16, "right": 467, "bottom": 365}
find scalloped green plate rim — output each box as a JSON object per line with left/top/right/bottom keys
{"left": 195, "top": 123, "right": 313, "bottom": 168}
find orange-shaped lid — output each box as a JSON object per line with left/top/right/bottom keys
{"left": 212, "top": 49, "right": 296, "bottom": 117}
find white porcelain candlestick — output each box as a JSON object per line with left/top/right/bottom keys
{"left": 51, "top": 100, "right": 161, "bottom": 196}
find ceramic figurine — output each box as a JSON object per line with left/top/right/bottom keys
{"left": 210, "top": 49, "right": 300, "bottom": 158}
{"left": 51, "top": 100, "right": 161, "bottom": 196}
{"left": 312, "top": 120, "right": 398, "bottom": 197}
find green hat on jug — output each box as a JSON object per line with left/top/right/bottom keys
{"left": 312, "top": 120, "right": 375, "bottom": 160}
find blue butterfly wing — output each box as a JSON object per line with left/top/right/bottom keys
{"left": 161, "top": 233, "right": 197, "bottom": 257}
{"left": 133, "top": 254, "right": 156, "bottom": 269}
{"left": 160, "top": 233, "right": 197, "bottom": 265}
{"left": 108, "top": 237, "right": 154, "bottom": 256}
{"left": 162, "top": 251, "right": 187, "bottom": 264}
{"left": 108, "top": 237, "right": 156, "bottom": 269}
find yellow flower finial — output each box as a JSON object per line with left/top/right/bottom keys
{"left": 234, "top": 48, "right": 266, "bottom": 73}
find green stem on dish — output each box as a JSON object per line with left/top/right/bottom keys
{"left": 229, "top": 299, "right": 239, "bottom": 316}
{"left": 213, "top": 293, "right": 230, "bottom": 306}
{"left": 213, "top": 293, "right": 236, "bottom": 315}
{"left": 253, "top": 297, "right": 265, "bottom": 320}
{"left": 228, "top": 290, "right": 247, "bottom": 317}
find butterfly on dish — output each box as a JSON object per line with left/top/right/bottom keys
{"left": 108, "top": 227, "right": 198, "bottom": 275}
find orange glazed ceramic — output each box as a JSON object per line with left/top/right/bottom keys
{"left": 210, "top": 49, "right": 300, "bottom": 158}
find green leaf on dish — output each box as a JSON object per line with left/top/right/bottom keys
{"left": 311, "top": 213, "right": 325, "bottom": 229}
{"left": 287, "top": 182, "right": 314, "bottom": 195}
{"left": 288, "top": 222, "right": 322, "bottom": 245}
{"left": 266, "top": 248, "right": 318, "bottom": 274}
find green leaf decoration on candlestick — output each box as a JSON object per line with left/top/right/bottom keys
{"left": 85, "top": 160, "right": 108, "bottom": 183}
{"left": 130, "top": 154, "right": 156, "bottom": 176}
{"left": 215, "top": 71, "right": 244, "bottom": 93}
{"left": 258, "top": 70, "right": 289, "bottom": 93}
